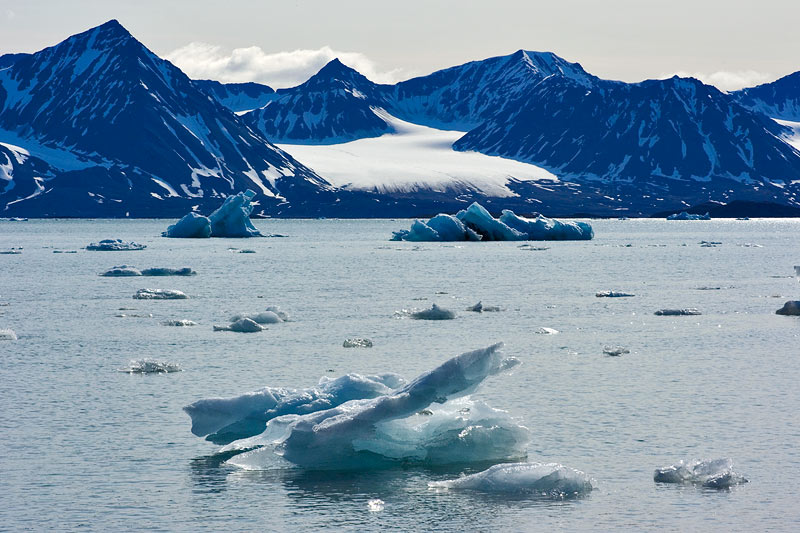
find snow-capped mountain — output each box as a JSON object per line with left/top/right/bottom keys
{"left": 0, "top": 20, "right": 332, "bottom": 216}
{"left": 732, "top": 71, "right": 800, "bottom": 121}
{"left": 193, "top": 79, "right": 276, "bottom": 113}
{"left": 243, "top": 59, "right": 392, "bottom": 144}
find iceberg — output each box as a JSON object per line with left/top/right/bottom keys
{"left": 654, "top": 308, "right": 701, "bottom": 316}
{"left": 230, "top": 311, "right": 283, "bottom": 325}
{"left": 410, "top": 303, "right": 456, "bottom": 320}
{"left": 391, "top": 202, "right": 593, "bottom": 242}
{"left": 654, "top": 458, "right": 748, "bottom": 488}
{"left": 213, "top": 317, "right": 263, "bottom": 332}
{"left": 101, "top": 265, "right": 142, "bottom": 277}
{"left": 86, "top": 239, "right": 146, "bottom": 251}
{"left": 133, "top": 288, "right": 188, "bottom": 300}
{"left": 222, "top": 343, "right": 529, "bottom": 470}
{"left": 120, "top": 359, "right": 181, "bottom": 373}
{"left": 164, "top": 190, "right": 262, "bottom": 238}
{"left": 666, "top": 211, "right": 711, "bottom": 220}
{"left": 343, "top": 338, "right": 374, "bottom": 348}
{"left": 596, "top": 291, "right": 635, "bottom": 298}
{"left": 775, "top": 301, "right": 800, "bottom": 316}
{"left": 0, "top": 328, "right": 17, "bottom": 340}
{"left": 185, "top": 373, "right": 405, "bottom": 444}
{"left": 428, "top": 462, "right": 594, "bottom": 498}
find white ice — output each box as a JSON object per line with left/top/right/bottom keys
{"left": 596, "top": 291, "right": 635, "bottom": 298}
{"left": 343, "top": 338, "right": 374, "bottom": 348}
{"left": 133, "top": 288, "right": 188, "bottom": 300}
{"left": 161, "top": 319, "right": 197, "bottom": 326}
{"left": 86, "top": 239, "right": 146, "bottom": 251}
{"left": 654, "top": 308, "right": 701, "bottom": 316}
{"left": 654, "top": 458, "right": 748, "bottom": 488}
{"left": 0, "top": 328, "right": 17, "bottom": 340}
{"left": 120, "top": 359, "right": 182, "bottom": 373}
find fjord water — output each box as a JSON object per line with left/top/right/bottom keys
{"left": 1, "top": 218, "right": 799, "bottom": 531}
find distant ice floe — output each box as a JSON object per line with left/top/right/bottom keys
{"left": 535, "top": 327, "right": 559, "bottom": 335}
{"left": 603, "top": 346, "right": 630, "bottom": 356}
{"left": 654, "top": 308, "right": 701, "bottom": 316}
{"left": 666, "top": 212, "right": 711, "bottom": 220}
{"left": 101, "top": 265, "right": 142, "bottom": 277}
{"left": 133, "top": 289, "right": 188, "bottom": 300}
{"left": 121, "top": 359, "right": 182, "bottom": 374}
{"left": 429, "top": 462, "right": 594, "bottom": 498}
{"left": 654, "top": 458, "right": 748, "bottom": 489}
{"left": 775, "top": 301, "right": 800, "bottom": 316}
{"left": 184, "top": 373, "right": 406, "bottom": 444}
{"left": 214, "top": 317, "right": 263, "bottom": 332}
{"left": 408, "top": 304, "right": 457, "bottom": 320}
{"left": 0, "top": 328, "right": 17, "bottom": 340}
{"left": 596, "top": 291, "right": 635, "bottom": 298}
{"left": 141, "top": 267, "right": 196, "bottom": 276}
{"left": 230, "top": 311, "right": 283, "bottom": 324}
{"left": 794, "top": 265, "right": 800, "bottom": 277}
{"left": 367, "top": 499, "right": 385, "bottom": 512}
{"left": 221, "top": 343, "right": 528, "bottom": 470}
{"left": 466, "top": 301, "right": 502, "bottom": 312}
{"left": 164, "top": 189, "right": 262, "bottom": 238}
{"left": 86, "top": 239, "right": 146, "bottom": 251}
{"left": 0, "top": 247, "right": 23, "bottom": 254}
{"left": 161, "top": 319, "right": 197, "bottom": 326}
{"left": 391, "top": 202, "right": 593, "bottom": 242}
{"left": 343, "top": 338, "right": 374, "bottom": 348}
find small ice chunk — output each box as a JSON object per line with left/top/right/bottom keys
{"left": 231, "top": 311, "right": 283, "bottom": 324}
{"left": 410, "top": 303, "right": 456, "bottom": 320}
{"left": 466, "top": 301, "right": 502, "bottom": 312}
{"left": 428, "top": 462, "right": 594, "bottom": 498}
{"left": 535, "top": 327, "right": 559, "bottom": 335}
{"left": 163, "top": 212, "right": 212, "bottom": 238}
{"left": 115, "top": 313, "right": 153, "bottom": 318}
{"left": 343, "top": 338, "right": 373, "bottom": 348}
{"left": 654, "top": 458, "right": 748, "bottom": 488}
{"left": 654, "top": 308, "right": 701, "bottom": 316}
{"left": 133, "top": 289, "right": 188, "bottom": 300}
{"left": 794, "top": 265, "right": 800, "bottom": 277}
{"left": 603, "top": 346, "right": 630, "bottom": 356}
{"left": 214, "top": 317, "right": 263, "bottom": 332}
{"left": 101, "top": 265, "right": 142, "bottom": 277}
{"left": 239, "top": 249, "right": 256, "bottom": 254}
{"left": 265, "top": 306, "right": 289, "bottom": 321}
{"left": 666, "top": 212, "right": 711, "bottom": 220}
{"left": 596, "top": 291, "right": 635, "bottom": 298}
{"left": 86, "top": 239, "right": 146, "bottom": 251}
{"left": 121, "top": 359, "right": 181, "bottom": 373}
{"left": 775, "top": 301, "right": 800, "bottom": 316}
{"left": 0, "top": 328, "right": 17, "bottom": 340}
{"left": 141, "top": 267, "right": 196, "bottom": 276}
{"left": 161, "top": 319, "right": 197, "bottom": 326}
{"left": 367, "top": 499, "right": 385, "bottom": 512}
{"left": 53, "top": 250, "right": 78, "bottom": 253}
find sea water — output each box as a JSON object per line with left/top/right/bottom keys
{"left": 1, "top": 218, "right": 799, "bottom": 531}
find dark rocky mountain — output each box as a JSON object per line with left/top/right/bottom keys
{"left": 732, "top": 70, "right": 800, "bottom": 121}
{"left": 193, "top": 79, "right": 276, "bottom": 112}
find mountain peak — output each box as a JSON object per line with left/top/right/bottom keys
{"left": 317, "top": 58, "right": 358, "bottom": 77}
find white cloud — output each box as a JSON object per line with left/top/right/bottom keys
{"left": 5, "top": 9, "right": 15, "bottom": 20}
{"left": 666, "top": 70, "right": 775, "bottom": 92}
{"left": 165, "top": 43, "right": 406, "bottom": 88}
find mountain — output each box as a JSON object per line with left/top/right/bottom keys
{"left": 0, "top": 20, "right": 333, "bottom": 217}
{"left": 732, "top": 71, "right": 800, "bottom": 121}
{"left": 193, "top": 79, "right": 276, "bottom": 112}
{"left": 242, "top": 59, "right": 392, "bottom": 144}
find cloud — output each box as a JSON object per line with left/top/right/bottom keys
{"left": 165, "top": 43, "right": 406, "bottom": 88}
{"left": 5, "top": 9, "right": 15, "bottom": 20}
{"left": 666, "top": 70, "right": 775, "bottom": 92}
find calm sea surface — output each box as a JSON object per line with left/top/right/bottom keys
{"left": 1, "top": 218, "right": 799, "bottom": 531}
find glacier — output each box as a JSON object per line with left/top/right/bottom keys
{"left": 654, "top": 458, "right": 748, "bottom": 489}
{"left": 164, "top": 190, "right": 262, "bottom": 238}
{"left": 218, "top": 343, "right": 529, "bottom": 470}
{"left": 391, "top": 202, "right": 593, "bottom": 242}
{"left": 428, "top": 462, "right": 594, "bottom": 498}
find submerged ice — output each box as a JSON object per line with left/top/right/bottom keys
{"left": 391, "top": 202, "right": 593, "bottom": 242}
{"left": 654, "top": 458, "right": 748, "bottom": 488}
{"left": 164, "top": 190, "right": 262, "bottom": 238}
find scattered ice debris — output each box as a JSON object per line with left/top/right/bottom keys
{"left": 367, "top": 499, "right": 385, "bottom": 512}
{"left": 603, "top": 346, "right": 630, "bottom": 356}
{"left": 0, "top": 328, "right": 17, "bottom": 340}
{"left": 409, "top": 304, "right": 456, "bottom": 320}
{"left": 222, "top": 343, "right": 528, "bottom": 470}
{"left": 86, "top": 239, "right": 146, "bottom": 251}
{"left": 466, "top": 301, "right": 502, "bottom": 312}
{"left": 700, "top": 240, "right": 722, "bottom": 247}
{"left": 775, "top": 301, "right": 800, "bottom": 316}
{"left": 343, "top": 338, "right": 374, "bottom": 348}
{"left": 141, "top": 267, "right": 196, "bottom": 276}
{"left": 517, "top": 244, "right": 549, "bottom": 251}
{"left": 428, "top": 462, "right": 594, "bottom": 498}
{"left": 654, "top": 458, "right": 748, "bottom": 489}
{"left": 163, "top": 190, "right": 262, "bottom": 238}
{"left": 0, "top": 247, "right": 22, "bottom": 254}
{"left": 161, "top": 319, "right": 197, "bottom": 326}
{"left": 391, "top": 202, "right": 593, "bottom": 242}
{"left": 101, "top": 265, "right": 142, "bottom": 277}
{"left": 654, "top": 308, "right": 701, "bottom": 316}
{"left": 213, "top": 317, "right": 263, "bottom": 333}
{"left": 52, "top": 250, "right": 78, "bottom": 253}
{"left": 737, "top": 243, "right": 762, "bottom": 248}
{"left": 133, "top": 289, "right": 188, "bottom": 300}
{"left": 230, "top": 311, "right": 283, "bottom": 324}
{"left": 238, "top": 249, "right": 256, "bottom": 254}
{"left": 535, "top": 327, "right": 559, "bottom": 335}
{"left": 120, "top": 359, "right": 182, "bottom": 374}
{"left": 596, "top": 291, "right": 635, "bottom": 298}
{"left": 115, "top": 313, "right": 153, "bottom": 318}
{"left": 184, "top": 373, "right": 405, "bottom": 444}
{"left": 666, "top": 212, "right": 711, "bottom": 220}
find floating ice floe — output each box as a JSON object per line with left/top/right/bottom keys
{"left": 654, "top": 458, "right": 748, "bottom": 488}
{"left": 596, "top": 291, "right": 635, "bottom": 298}
{"left": 121, "top": 359, "right": 182, "bottom": 374}
{"left": 101, "top": 265, "right": 142, "bottom": 277}
{"left": 466, "top": 301, "right": 502, "bottom": 312}
{"left": 535, "top": 327, "right": 559, "bottom": 335}
{"left": 343, "top": 338, "right": 374, "bottom": 348}
{"left": 141, "top": 267, "right": 196, "bottom": 276}
{"left": 230, "top": 311, "right": 283, "bottom": 325}
{"left": 0, "top": 247, "right": 22, "bottom": 254}
{"left": 164, "top": 190, "right": 262, "bottom": 238}
{"left": 222, "top": 343, "right": 528, "bottom": 470}
{"left": 52, "top": 250, "right": 77, "bottom": 253}
{"left": 184, "top": 373, "right": 405, "bottom": 444}
{"left": 133, "top": 288, "right": 188, "bottom": 300}
{"left": 666, "top": 212, "right": 711, "bottom": 220}
{"left": 161, "top": 319, "right": 197, "bottom": 326}
{"left": 409, "top": 304, "right": 456, "bottom": 320}
{"left": 775, "top": 301, "right": 800, "bottom": 316}
{"left": 391, "top": 202, "right": 593, "bottom": 242}
{"left": 603, "top": 346, "right": 630, "bottom": 356}
{"left": 0, "top": 328, "right": 17, "bottom": 340}
{"left": 428, "top": 462, "right": 594, "bottom": 498}
{"left": 115, "top": 313, "right": 153, "bottom": 318}
{"left": 86, "top": 239, "right": 146, "bottom": 251}
{"left": 213, "top": 317, "right": 263, "bottom": 332}
{"left": 367, "top": 499, "right": 385, "bottom": 512}
{"left": 654, "top": 308, "right": 701, "bottom": 316}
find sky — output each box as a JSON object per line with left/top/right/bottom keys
{"left": 0, "top": 0, "right": 798, "bottom": 91}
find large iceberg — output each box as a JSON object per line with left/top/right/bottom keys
{"left": 429, "top": 462, "right": 594, "bottom": 498}
{"left": 163, "top": 190, "right": 262, "bottom": 238}
{"left": 666, "top": 211, "right": 711, "bottom": 220}
{"left": 221, "top": 343, "right": 529, "bottom": 470}
{"left": 654, "top": 458, "right": 748, "bottom": 488}
{"left": 391, "top": 202, "right": 593, "bottom": 242}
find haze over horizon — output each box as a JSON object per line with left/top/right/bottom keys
{"left": 0, "top": 0, "right": 798, "bottom": 91}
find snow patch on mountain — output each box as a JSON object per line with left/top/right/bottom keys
{"left": 777, "top": 119, "right": 800, "bottom": 151}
